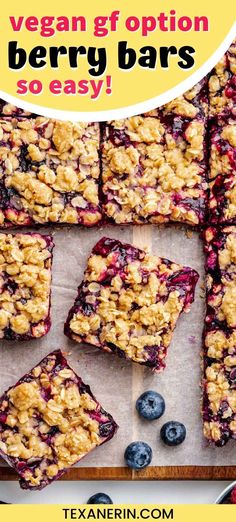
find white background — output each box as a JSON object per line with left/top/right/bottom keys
{"left": 0, "top": 480, "right": 231, "bottom": 504}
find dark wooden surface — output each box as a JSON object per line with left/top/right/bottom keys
{"left": 1, "top": 466, "right": 236, "bottom": 481}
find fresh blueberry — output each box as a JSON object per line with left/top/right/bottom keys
{"left": 124, "top": 441, "right": 152, "bottom": 470}
{"left": 87, "top": 493, "right": 113, "bottom": 504}
{"left": 136, "top": 391, "right": 165, "bottom": 420}
{"left": 160, "top": 421, "right": 186, "bottom": 446}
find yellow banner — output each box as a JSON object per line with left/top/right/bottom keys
{"left": 0, "top": 504, "right": 235, "bottom": 521}
{"left": 0, "top": 0, "right": 235, "bottom": 119}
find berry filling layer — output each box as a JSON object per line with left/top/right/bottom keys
{"left": 101, "top": 81, "right": 208, "bottom": 226}
{"left": 64, "top": 237, "right": 199, "bottom": 371}
{"left": 0, "top": 99, "right": 32, "bottom": 117}
{"left": 203, "top": 227, "right": 236, "bottom": 446}
{"left": 0, "top": 232, "right": 53, "bottom": 340}
{"left": 0, "top": 118, "right": 102, "bottom": 227}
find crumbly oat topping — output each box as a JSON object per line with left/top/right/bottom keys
{"left": 203, "top": 420, "right": 222, "bottom": 442}
{"left": 65, "top": 237, "right": 199, "bottom": 371}
{"left": 209, "top": 174, "right": 236, "bottom": 224}
{"left": 205, "top": 227, "right": 236, "bottom": 328}
{"left": 0, "top": 118, "right": 101, "bottom": 227}
{"left": 205, "top": 329, "right": 236, "bottom": 360}
{"left": 101, "top": 84, "right": 208, "bottom": 226}
{"left": 0, "top": 350, "right": 117, "bottom": 490}
{"left": 205, "top": 363, "right": 235, "bottom": 415}
{"left": 203, "top": 226, "right": 236, "bottom": 446}
{"left": 209, "top": 39, "right": 236, "bottom": 118}
{"left": 209, "top": 118, "right": 236, "bottom": 178}
{"left": 161, "top": 97, "right": 199, "bottom": 119}
{"left": 0, "top": 100, "right": 32, "bottom": 117}
{"left": 0, "top": 233, "right": 53, "bottom": 340}
{"left": 208, "top": 42, "right": 236, "bottom": 225}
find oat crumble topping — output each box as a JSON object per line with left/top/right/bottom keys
{"left": 0, "top": 350, "right": 117, "bottom": 490}
{"left": 203, "top": 227, "right": 236, "bottom": 446}
{"left": 101, "top": 81, "right": 208, "bottom": 226}
{"left": 0, "top": 99, "right": 32, "bottom": 117}
{"left": 0, "top": 40, "right": 236, "bottom": 454}
{"left": 64, "top": 237, "right": 199, "bottom": 371}
{"left": 205, "top": 227, "right": 236, "bottom": 328}
{"left": 209, "top": 39, "right": 236, "bottom": 118}
{"left": 0, "top": 233, "right": 53, "bottom": 340}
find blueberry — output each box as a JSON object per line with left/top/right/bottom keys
{"left": 136, "top": 391, "right": 165, "bottom": 420}
{"left": 160, "top": 421, "right": 186, "bottom": 446}
{"left": 124, "top": 441, "right": 152, "bottom": 470}
{"left": 87, "top": 493, "right": 113, "bottom": 504}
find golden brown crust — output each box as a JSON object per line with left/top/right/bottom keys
{"left": 203, "top": 226, "right": 236, "bottom": 445}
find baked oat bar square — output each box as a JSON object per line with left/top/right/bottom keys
{"left": 0, "top": 117, "right": 101, "bottom": 227}
{"left": 204, "top": 226, "right": 236, "bottom": 329}
{"left": 0, "top": 350, "right": 117, "bottom": 490}
{"left": 0, "top": 99, "right": 32, "bottom": 117}
{"left": 209, "top": 39, "right": 236, "bottom": 118}
{"left": 202, "top": 361, "right": 236, "bottom": 447}
{"left": 0, "top": 232, "right": 53, "bottom": 340}
{"left": 101, "top": 81, "right": 208, "bottom": 226}
{"left": 64, "top": 237, "right": 199, "bottom": 371}
{"left": 203, "top": 226, "right": 236, "bottom": 446}
{"left": 208, "top": 115, "right": 236, "bottom": 224}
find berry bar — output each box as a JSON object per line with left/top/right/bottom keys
{"left": 101, "top": 81, "right": 208, "bottom": 226}
{"left": 0, "top": 232, "right": 53, "bottom": 340}
{"left": 209, "top": 39, "right": 236, "bottom": 118}
{"left": 204, "top": 226, "right": 236, "bottom": 331}
{"left": 64, "top": 237, "right": 199, "bottom": 371}
{"left": 208, "top": 115, "right": 236, "bottom": 224}
{"left": 0, "top": 117, "right": 101, "bottom": 227}
{"left": 0, "top": 350, "right": 117, "bottom": 490}
{"left": 203, "top": 226, "right": 236, "bottom": 446}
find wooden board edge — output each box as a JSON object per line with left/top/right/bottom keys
{"left": 1, "top": 466, "right": 236, "bottom": 481}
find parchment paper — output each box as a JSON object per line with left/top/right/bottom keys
{"left": 0, "top": 224, "right": 236, "bottom": 469}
